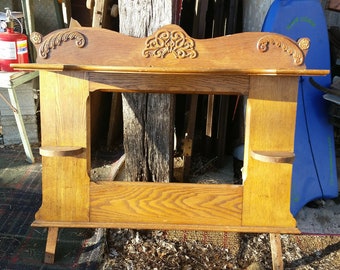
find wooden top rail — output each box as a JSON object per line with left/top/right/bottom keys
{"left": 13, "top": 63, "right": 328, "bottom": 76}
{"left": 12, "top": 24, "right": 327, "bottom": 79}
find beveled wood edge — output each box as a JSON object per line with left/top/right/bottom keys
{"left": 11, "top": 63, "right": 329, "bottom": 76}
{"left": 31, "top": 220, "right": 301, "bottom": 234}
{"left": 90, "top": 180, "right": 239, "bottom": 188}
{"left": 251, "top": 150, "right": 295, "bottom": 164}
{"left": 40, "top": 146, "right": 85, "bottom": 157}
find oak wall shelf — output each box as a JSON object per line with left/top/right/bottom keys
{"left": 12, "top": 24, "right": 328, "bottom": 264}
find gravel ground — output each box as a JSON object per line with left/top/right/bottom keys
{"left": 100, "top": 229, "right": 340, "bottom": 269}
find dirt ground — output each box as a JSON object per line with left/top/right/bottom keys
{"left": 100, "top": 229, "right": 340, "bottom": 269}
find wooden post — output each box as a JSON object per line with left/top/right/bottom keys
{"left": 44, "top": 227, "right": 59, "bottom": 264}
{"left": 270, "top": 233, "right": 284, "bottom": 270}
{"left": 118, "top": 0, "right": 175, "bottom": 182}
{"left": 242, "top": 76, "right": 298, "bottom": 228}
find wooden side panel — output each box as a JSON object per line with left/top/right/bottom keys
{"left": 242, "top": 76, "right": 298, "bottom": 228}
{"left": 90, "top": 182, "right": 243, "bottom": 228}
{"left": 36, "top": 71, "right": 90, "bottom": 222}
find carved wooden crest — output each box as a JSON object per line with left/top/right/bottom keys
{"left": 31, "top": 30, "right": 86, "bottom": 59}
{"left": 27, "top": 25, "right": 311, "bottom": 70}
{"left": 142, "top": 28, "right": 198, "bottom": 59}
{"left": 257, "top": 35, "right": 310, "bottom": 66}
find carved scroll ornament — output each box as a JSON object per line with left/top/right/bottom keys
{"left": 257, "top": 35, "right": 310, "bottom": 66}
{"left": 143, "top": 29, "right": 198, "bottom": 59}
{"left": 30, "top": 30, "right": 86, "bottom": 59}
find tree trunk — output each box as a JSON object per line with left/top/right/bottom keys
{"left": 119, "top": 0, "right": 175, "bottom": 182}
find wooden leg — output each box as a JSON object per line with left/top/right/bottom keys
{"left": 270, "top": 233, "right": 284, "bottom": 270}
{"left": 44, "top": 227, "right": 59, "bottom": 264}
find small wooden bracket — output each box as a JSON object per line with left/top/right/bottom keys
{"left": 251, "top": 150, "right": 295, "bottom": 164}
{"left": 39, "top": 146, "right": 85, "bottom": 157}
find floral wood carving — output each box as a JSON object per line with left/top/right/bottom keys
{"left": 30, "top": 30, "right": 86, "bottom": 59}
{"left": 143, "top": 29, "right": 198, "bottom": 59}
{"left": 257, "top": 35, "right": 310, "bottom": 66}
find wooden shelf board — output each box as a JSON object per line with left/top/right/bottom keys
{"left": 39, "top": 146, "right": 85, "bottom": 157}
{"left": 251, "top": 150, "right": 295, "bottom": 164}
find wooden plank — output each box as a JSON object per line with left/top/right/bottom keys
{"left": 192, "top": 0, "right": 209, "bottom": 38}
{"left": 216, "top": 96, "right": 229, "bottom": 167}
{"left": 205, "top": 95, "right": 214, "bottom": 137}
{"left": 242, "top": 76, "right": 298, "bottom": 228}
{"left": 92, "top": 0, "right": 106, "bottom": 28}
{"left": 181, "top": 94, "right": 198, "bottom": 181}
{"left": 106, "top": 92, "right": 122, "bottom": 148}
{"left": 90, "top": 181, "right": 243, "bottom": 227}
{"left": 35, "top": 70, "right": 90, "bottom": 222}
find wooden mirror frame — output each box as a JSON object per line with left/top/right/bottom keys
{"left": 12, "top": 24, "right": 328, "bottom": 263}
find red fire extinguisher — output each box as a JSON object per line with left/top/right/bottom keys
{"left": 0, "top": 8, "right": 29, "bottom": 72}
